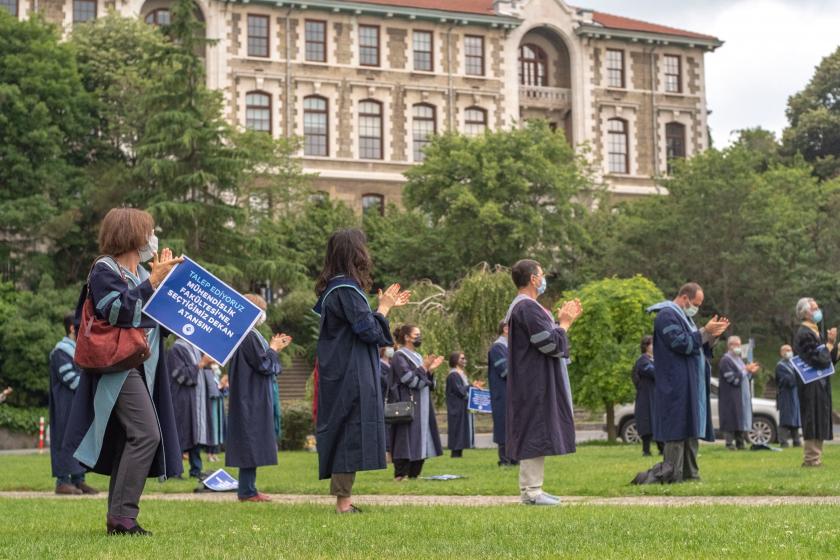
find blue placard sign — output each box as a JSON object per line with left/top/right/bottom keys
{"left": 142, "top": 256, "right": 262, "bottom": 366}
{"left": 791, "top": 353, "right": 835, "bottom": 385}
{"left": 202, "top": 468, "right": 239, "bottom": 492}
{"left": 467, "top": 387, "right": 492, "bottom": 414}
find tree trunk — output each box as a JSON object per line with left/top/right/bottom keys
{"left": 605, "top": 400, "right": 616, "bottom": 443}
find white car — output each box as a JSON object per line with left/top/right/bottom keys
{"left": 611, "top": 377, "right": 780, "bottom": 445}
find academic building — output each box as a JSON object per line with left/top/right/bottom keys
{"left": 6, "top": 0, "right": 722, "bottom": 213}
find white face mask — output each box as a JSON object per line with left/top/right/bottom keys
{"left": 783, "top": 351, "right": 793, "bottom": 360}
{"left": 384, "top": 347, "right": 395, "bottom": 359}
{"left": 256, "top": 311, "right": 266, "bottom": 327}
{"left": 732, "top": 346, "right": 742, "bottom": 357}
{"left": 684, "top": 304, "right": 699, "bottom": 317}
{"left": 138, "top": 233, "right": 159, "bottom": 262}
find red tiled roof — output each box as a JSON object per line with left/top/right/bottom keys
{"left": 349, "top": 0, "right": 496, "bottom": 16}
{"left": 589, "top": 11, "right": 719, "bottom": 42}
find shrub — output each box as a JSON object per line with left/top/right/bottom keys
{"left": 279, "top": 400, "right": 313, "bottom": 451}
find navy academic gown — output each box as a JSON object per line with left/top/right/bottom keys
{"left": 380, "top": 359, "right": 392, "bottom": 453}
{"left": 718, "top": 353, "right": 753, "bottom": 432}
{"left": 487, "top": 338, "right": 508, "bottom": 445}
{"left": 445, "top": 370, "right": 474, "bottom": 451}
{"left": 648, "top": 302, "right": 715, "bottom": 443}
{"left": 166, "top": 340, "right": 201, "bottom": 452}
{"left": 631, "top": 354, "right": 656, "bottom": 437}
{"left": 62, "top": 260, "right": 182, "bottom": 479}
{"left": 793, "top": 324, "right": 837, "bottom": 441}
{"left": 388, "top": 350, "right": 443, "bottom": 461}
{"left": 314, "top": 277, "right": 393, "bottom": 479}
{"left": 225, "top": 330, "right": 281, "bottom": 468}
{"left": 775, "top": 359, "right": 801, "bottom": 429}
{"left": 505, "top": 296, "right": 576, "bottom": 461}
{"left": 48, "top": 338, "right": 85, "bottom": 478}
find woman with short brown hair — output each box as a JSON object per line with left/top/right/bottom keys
{"left": 64, "top": 208, "right": 184, "bottom": 535}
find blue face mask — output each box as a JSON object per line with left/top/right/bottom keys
{"left": 537, "top": 276, "right": 547, "bottom": 296}
{"left": 813, "top": 309, "right": 823, "bottom": 324}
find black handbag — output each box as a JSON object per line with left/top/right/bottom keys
{"left": 384, "top": 386, "right": 415, "bottom": 425}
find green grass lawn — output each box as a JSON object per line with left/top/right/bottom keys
{"left": 3, "top": 442, "right": 840, "bottom": 497}
{"left": 0, "top": 499, "right": 839, "bottom": 559}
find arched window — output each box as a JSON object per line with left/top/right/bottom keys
{"left": 303, "top": 95, "right": 329, "bottom": 156}
{"left": 519, "top": 44, "right": 548, "bottom": 86}
{"left": 362, "top": 194, "right": 385, "bottom": 216}
{"left": 607, "top": 118, "right": 629, "bottom": 174}
{"left": 0, "top": 0, "right": 18, "bottom": 16}
{"left": 144, "top": 8, "right": 170, "bottom": 26}
{"left": 412, "top": 104, "right": 436, "bottom": 162}
{"left": 464, "top": 107, "right": 487, "bottom": 136}
{"left": 358, "top": 100, "right": 383, "bottom": 160}
{"left": 665, "top": 122, "right": 686, "bottom": 172}
{"left": 245, "top": 91, "right": 272, "bottom": 134}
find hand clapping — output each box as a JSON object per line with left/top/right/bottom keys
{"left": 377, "top": 284, "right": 411, "bottom": 317}
{"left": 704, "top": 315, "right": 730, "bottom": 338}
{"left": 556, "top": 298, "right": 583, "bottom": 330}
{"left": 149, "top": 247, "right": 184, "bottom": 288}
{"left": 270, "top": 333, "right": 292, "bottom": 352}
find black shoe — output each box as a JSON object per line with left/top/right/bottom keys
{"left": 642, "top": 451, "right": 652, "bottom": 457}
{"left": 190, "top": 471, "right": 211, "bottom": 480}
{"left": 107, "top": 518, "right": 152, "bottom": 536}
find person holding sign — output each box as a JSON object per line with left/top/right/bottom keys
{"left": 774, "top": 344, "right": 802, "bottom": 448}
{"left": 504, "top": 259, "right": 582, "bottom": 506}
{"left": 718, "top": 336, "right": 760, "bottom": 450}
{"left": 793, "top": 297, "right": 838, "bottom": 467}
{"left": 314, "top": 229, "right": 410, "bottom": 513}
{"left": 389, "top": 324, "right": 445, "bottom": 481}
{"left": 63, "top": 208, "right": 184, "bottom": 536}
{"left": 445, "top": 352, "right": 480, "bottom": 458}
{"left": 226, "top": 294, "right": 292, "bottom": 502}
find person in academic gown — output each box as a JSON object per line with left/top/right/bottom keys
{"left": 718, "top": 336, "right": 760, "bottom": 450}
{"left": 445, "top": 351, "right": 477, "bottom": 458}
{"left": 314, "top": 228, "right": 410, "bottom": 514}
{"left": 206, "top": 366, "right": 227, "bottom": 461}
{"left": 792, "top": 297, "right": 838, "bottom": 467}
{"left": 632, "top": 335, "right": 661, "bottom": 457}
{"left": 505, "top": 259, "right": 583, "bottom": 506}
{"left": 389, "top": 324, "right": 444, "bottom": 480}
{"left": 774, "top": 344, "right": 801, "bottom": 448}
{"left": 49, "top": 313, "right": 97, "bottom": 495}
{"left": 648, "top": 283, "right": 729, "bottom": 483}
{"left": 63, "top": 208, "right": 183, "bottom": 536}
{"left": 380, "top": 346, "right": 395, "bottom": 458}
{"left": 225, "top": 294, "right": 291, "bottom": 502}
{"left": 167, "top": 339, "right": 215, "bottom": 479}
{"left": 487, "top": 321, "right": 514, "bottom": 466}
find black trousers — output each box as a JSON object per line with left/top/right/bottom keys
{"left": 451, "top": 449, "right": 463, "bottom": 458}
{"left": 394, "top": 459, "right": 424, "bottom": 479}
{"left": 641, "top": 434, "right": 664, "bottom": 455}
{"left": 107, "top": 370, "right": 160, "bottom": 519}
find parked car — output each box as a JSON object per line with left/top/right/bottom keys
{"left": 610, "top": 377, "right": 779, "bottom": 445}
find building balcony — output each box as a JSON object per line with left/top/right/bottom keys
{"left": 519, "top": 85, "right": 572, "bottom": 111}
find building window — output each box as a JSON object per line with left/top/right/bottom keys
{"left": 464, "top": 35, "right": 485, "bottom": 76}
{"left": 305, "top": 20, "right": 327, "bottom": 63}
{"left": 359, "top": 25, "right": 380, "bottom": 67}
{"left": 309, "top": 191, "right": 329, "bottom": 206}
{"left": 464, "top": 107, "right": 487, "bottom": 136}
{"left": 0, "top": 0, "right": 16, "bottom": 16}
{"left": 664, "top": 54, "right": 682, "bottom": 93}
{"left": 144, "top": 8, "right": 170, "bottom": 26}
{"left": 245, "top": 91, "right": 272, "bottom": 134}
{"left": 358, "top": 100, "right": 383, "bottom": 160}
{"left": 412, "top": 104, "right": 436, "bottom": 162}
{"left": 362, "top": 194, "right": 385, "bottom": 216}
{"left": 607, "top": 118, "right": 629, "bottom": 174}
{"left": 665, "top": 122, "right": 686, "bottom": 171}
{"left": 606, "top": 49, "right": 625, "bottom": 88}
{"left": 247, "top": 15, "right": 270, "bottom": 58}
{"left": 519, "top": 44, "right": 547, "bottom": 87}
{"left": 73, "top": 0, "right": 96, "bottom": 23}
{"left": 303, "top": 95, "right": 329, "bottom": 157}
{"left": 413, "top": 30, "right": 433, "bottom": 72}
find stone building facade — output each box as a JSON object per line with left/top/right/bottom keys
{"left": 5, "top": 0, "right": 721, "bottom": 210}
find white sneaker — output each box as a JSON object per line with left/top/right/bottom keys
{"left": 522, "top": 493, "right": 560, "bottom": 506}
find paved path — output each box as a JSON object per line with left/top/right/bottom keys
{"left": 4, "top": 491, "right": 840, "bottom": 507}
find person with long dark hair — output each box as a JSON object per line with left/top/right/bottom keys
{"left": 63, "top": 208, "right": 183, "bottom": 535}
{"left": 313, "top": 229, "right": 410, "bottom": 513}
{"left": 445, "top": 351, "right": 477, "bottom": 458}
{"left": 632, "top": 335, "right": 662, "bottom": 456}
{"left": 389, "top": 324, "right": 444, "bottom": 480}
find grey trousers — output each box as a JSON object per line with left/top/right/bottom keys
{"left": 724, "top": 431, "right": 747, "bottom": 448}
{"left": 107, "top": 370, "right": 160, "bottom": 518}
{"left": 663, "top": 438, "right": 699, "bottom": 482}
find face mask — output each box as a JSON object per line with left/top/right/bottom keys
{"left": 138, "top": 233, "right": 159, "bottom": 263}
{"left": 684, "top": 304, "right": 699, "bottom": 318}
{"left": 256, "top": 311, "right": 266, "bottom": 327}
{"left": 783, "top": 351, "right": 793, "bottom": 360}
{"left": 732, "top": 347, "right": 742, "bottom": 357}
{"left": 385, "top": 347, "right": 395, "bottom": 359}
{"left": 812, "top": 309, "right": 824, "bottom": 324}
{"left": 412, "top": 336, "right": 423, "bottom": 349}
{"left": 537, "top": 276, "right": 547, "bottom": 296}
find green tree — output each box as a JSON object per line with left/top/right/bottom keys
{"left": 0, "top": 13, "right": 93, "bottom": 287}
{"left": 560, "top": 276, "right": 664, "bottom": 442}
{"left": 403, "top": 120, "right": 599, "bottom": 288}
{"left": 782, "top": 46, "right": 840, "bottom": 180}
